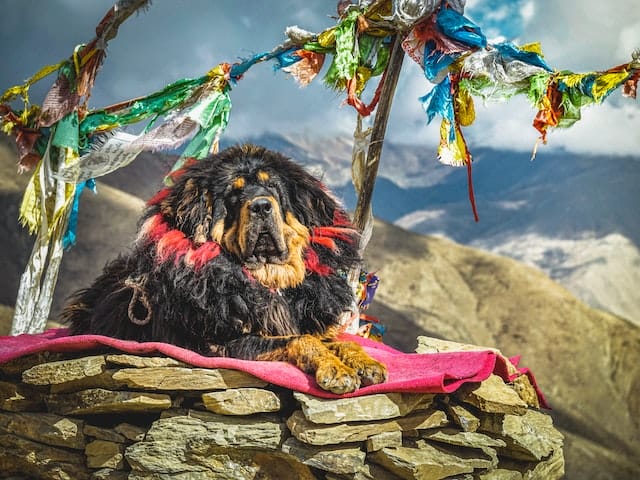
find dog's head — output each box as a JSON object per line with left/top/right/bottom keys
{"left": 144, "top": 144, "right": 356, "bottom": 290}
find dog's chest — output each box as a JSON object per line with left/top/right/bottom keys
{"left": 259, "top": 290, "right": 298, "bottom": 336}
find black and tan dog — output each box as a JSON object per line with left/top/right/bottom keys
{"left": 62, "top": 144, "right": 387, "bottom": 393}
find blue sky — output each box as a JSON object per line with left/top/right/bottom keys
{"left": 1, "top": 0, "right": 638, "bottom": 156}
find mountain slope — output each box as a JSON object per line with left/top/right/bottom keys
{"left": 364, "top": 219, "right": 640, "bottom": 479}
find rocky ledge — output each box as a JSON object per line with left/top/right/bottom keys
{"left": 0, "top": 336, "right": 563, "bottom": 479}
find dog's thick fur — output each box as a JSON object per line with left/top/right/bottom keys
{"left": 62, "top": 144, "right": 386, "bottom": 393}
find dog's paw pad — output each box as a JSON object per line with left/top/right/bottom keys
{"left": 316, "top": 361, "right": 361, "bottom": 394}
{"left": 356, "top": 358, "right": 388, "bottom": 386}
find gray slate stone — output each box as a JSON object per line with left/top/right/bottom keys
{"left": 106, "top": 354, "right": 185, "bottom": 368}
{"left": 91, "top": 468, "right": 130, "bottom": 480}
{"left": 369, "top": 441, "right": 494, "bottom": 480}
{"left": 480, "top": 409, "right": 564, "bottom": 461}
{"left": 0, "top": 380, "right": 45, "bottom": 412}
{"left": 112, "top": 366, "right": 267, "bottom": 390}
{"left": 22, "top": 355, "right": 107, "bottom": 385}
{"left": 202, "top": 388, "right": 281, "bottom": 415}
{"left": 282, "top": 436, "right": 366, "bottom": 474}
{"left": 455, "top": 375, "right": 528, "bottom": 416}
{"left": 84, "top": 423, "right": 127, "bottom": 443}
{"left": 129, "top": 449, "right": 317, "bottom": 480}
{"left": 0, "top": 352, "right": 66, "bottom": 376}
{"left": 365, "top": 431, "right": 403, "bottom": 452}
{"left": 445, "top": 401, "right": 481, "bottom": 432}
{"left": 287, "top": 408, "right": 448, "bottom": 446}
{"left": 142, "top": 409, "right": 286, "bottom": 449}
{"left": 45, "top": 388, "right": 172, "bottom": 415}
{"left": 0, "top": 433, "right": 90, "bottom": 479}
{"left": 126, "top": 409, "right": 287, "bottom": 477}
{"left": 86, "top": 440, "right": 126, "bottom": 469}
{"left": 294, "top": 392, "right": 434, "bottom": 424}
{"left": 422, "top": 427, "right": 506, "bottom": 450}
{"left": 114, "top": 422, "right": 148, "bottom": 442}
{"left": 0, "top": 411, "right": 86, "bottom": 449}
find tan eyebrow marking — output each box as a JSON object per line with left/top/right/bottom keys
{"left": 232, "top": 177, "right": 245, "bottom": 189}
{"left": 257, "top": 170, "right": 270, "bottom": 182}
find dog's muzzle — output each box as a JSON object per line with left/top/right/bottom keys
{"left": 242, "top": 196, "right": 288, "bottom": 265}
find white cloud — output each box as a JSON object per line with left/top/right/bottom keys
{"left": 618, "top": 21, "right": 640, "bottom": 60}
{"left": 396, "top": 209, "right": 447, "bottom": 230}
{"left": 542, "top": 100, "right": 640, "bottom": 156}
{"left": 520, "top": 1, "right": 535, "bottom": 24}
{"left": 523, "top": 0, "right": 639, "bottom": 70}
{"left": 457, "top": 91, "right": 640, "bottom": 156}
{"left": 463, "top": 97, "right": 541, "bottom": 153}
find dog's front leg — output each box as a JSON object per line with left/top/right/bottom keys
{"left": 220, "top": 334, "right": 362, "bottom": 394}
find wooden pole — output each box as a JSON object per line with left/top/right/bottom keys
{"left": 353, "top": 36, "right": 405, "bottom": 234}
{"left": 344, "top": 36, "right": 405, "bottom": 333}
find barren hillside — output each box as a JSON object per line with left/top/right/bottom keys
{"left": 365, "top": 219, "right": 640, "bottom": 479}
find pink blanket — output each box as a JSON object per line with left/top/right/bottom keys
{"left": 0, "top": 328, "right": 546, "bottom": 406}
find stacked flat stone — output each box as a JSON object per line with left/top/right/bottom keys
{"left": 0, "top": 337, "right": 564, "bottom": 479}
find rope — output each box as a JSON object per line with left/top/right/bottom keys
{"left": 124, "top": 275, "right": 152, "bottom": 326}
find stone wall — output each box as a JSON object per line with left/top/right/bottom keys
{"left": 0, "top": 337, "right": 564, "bottom": 479}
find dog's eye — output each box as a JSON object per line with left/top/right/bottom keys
{"left": 258, "top": 175, "right": 280, "bottom": 193}
{"left": 227, "top": 191, "right": 240, "bottom": 203}
{"left": 224, "top": 188, "right": 242, "bottom": 210}
{"left": 264, "top": 182, "right": 285, "bottom": 204}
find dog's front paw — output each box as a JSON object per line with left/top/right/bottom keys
{"left": 315, "top": 359, "right": 361, "bottom": 394}
{"left": 327, "top": 341, "right": 388, "bottom": 387}
{"left": 354, "top": 356, "right": 387, "bottom": 386}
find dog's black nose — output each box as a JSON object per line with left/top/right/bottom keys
{"left": 249, "top": 197, "right": 273, "bottom": 217}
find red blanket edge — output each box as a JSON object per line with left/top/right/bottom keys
{"left": 0, "top": 328, "right": 548, "bottom": 407}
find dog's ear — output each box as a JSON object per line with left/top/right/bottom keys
{"left": 174, "top": 178, "right": 227, "bottom": 245}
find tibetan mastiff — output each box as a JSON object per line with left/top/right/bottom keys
{"left": 62, "top": 144, "right": 387, "bottom": 393}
